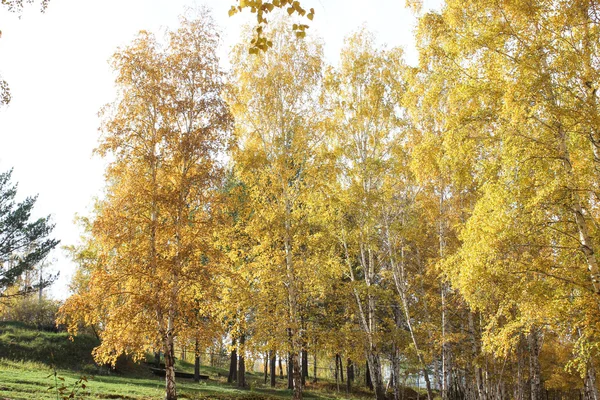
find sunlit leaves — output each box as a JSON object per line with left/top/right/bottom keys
{"left": 60, "top": 9, "right": 231, "bottom": 379}
{"left": 229, "top": 0, "right": 314, "bottom": 53}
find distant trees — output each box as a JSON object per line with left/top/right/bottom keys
{"left": 0, "top": 169, "right": 59, "bottom": 301}
{"left": 0, "top": 293, "right": 60, "bottom": 328}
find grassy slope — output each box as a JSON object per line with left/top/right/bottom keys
{"left": 0, "top": 322, "right": 99, "bottom": 370}
{"left": 0, "top": 322, "right": 371, "bottom": 400}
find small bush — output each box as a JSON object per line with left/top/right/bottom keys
{"left": 0, "top": 294, "right": 61, "bottom": 330}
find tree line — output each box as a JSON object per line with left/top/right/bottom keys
{"left": 54, "top": 2, "right": 600, "bottom": 400}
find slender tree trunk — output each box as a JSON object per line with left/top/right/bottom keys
{"left": 238, "top": 334, "right": 246, "bottom": 388}
{"left": 228, "top": 338, "right": 237, "bottom": 383}
{"left": 270, "top": 351, "right": 277, "bottom": 387}
{"left": 194, "top": 339, "right": 200, "bottom": 383}
{"left": 347, "top": 359, "right": 353, "bottom": 393}
{"left": 288, "top": 353, "right": 294, "bottom": 390}
{"left": 442, "top": 284, "right": 449, "bottom": 400}
{"left": 164, "top": 322, "right": 177, "bottom": 400}
{"left": 291, "top": 344, "right": 302, "bottom": 395}
{"left": 279, "top": 356, "right": 284, "bottom": 379}
{"left": 302, "top": 348, "right": 308, "bottom": 384}
{"left": 391, "top": 348, "right": 401, "bottom": 400}
{"left": 438, "top": 183, "right": 449, "bottom": 400}
{"left": 434, "top": 358, "right": 440, "bottom": 393}
{"left": 389, "top": 238, "right": 433, "bottom": 400}
{"left": 584, "top": 363, "right": 599, "bottom": 400}
{"left": 335, "top": 355, "right": 340, "bottom": 393}
{"left": 264, "top": 351, "right": 268, "bottom": 385}
{"left": 367, "top": 352, "right": 386, "bottom": 400}
{"left": 283, "top": 193, "right": 302, "bottom": 400}
{"left": 348, "top": 359, "right": 354, "bottom": 381}
{"left": 528, "top": 330, "right": 542, "bottom": 400}
{"left": 516, "top": 336, "right": 526, "bottom": 400}
{"left": 313, "top": 351, "right": 317, "bottom": 383}
{"left": 391, "top": 305, "right": 402, "bottom": 400}
{"left": 366, "top": 360, "right": 373, "bottom": 390}
{"left": 342, "top": 238, "right": 385, "bottom": 400}
{"left": 469, "top": 312, "right": 484, "bottom": 400}
{"left": 155, "top": 351, "right": 161, "bottom": 368}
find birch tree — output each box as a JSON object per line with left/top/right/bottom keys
{"left": 59, "top": 10, "right": 232, "bottom": 400}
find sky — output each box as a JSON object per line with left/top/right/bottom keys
{"left": 0, "top": 0, "right": 439, "bottom": 299}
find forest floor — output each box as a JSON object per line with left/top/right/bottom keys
{"left": 0, "top": 322, "right": 426, "bottom": 400}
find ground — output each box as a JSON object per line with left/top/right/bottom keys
{"left": 0, "top": 322, "right": 417, "bottom": 400}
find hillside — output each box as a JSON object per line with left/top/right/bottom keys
{"left": 0, "top": 322, "right": 391, "bottom": 400}
{"left": 0, "top": 322, "right": 99, "bottom": 371}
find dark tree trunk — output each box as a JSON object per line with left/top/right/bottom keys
{"left": 313, "top": 351, "right": 317, "bottom": 383}
{"left": 279, "top": 356, "right": 284, "bottom": 379}
{"left": 335, "top": 355, "right": 340, "bottom": 392}
{"left": 302, "top": 348, "right": 308, "bottom": 385}
{"left": 366, "top": 361, "right": 373, "bottom": 390}
{"left": 347, "top": 359, "right": 353, "bottom": 393}
{"left": 338, "top": 354, "right": 344, "bottom": 382}
{"left": 348, "top": 359, "right": 354, "bottom": 381}
{"left": 228, "top": 338, "right": 237, "bottom": 383}
{"left": 194, "top": 339, "right": 200, "bottom": 383}
{"left": 155, "top": 351, "right": 161, "bottom": 368}
{"left": 264, "top": 351, "right": 268, "bottom": 385}
{"left": 288, "top": 353, "right": 294, "bottom": 390}
{"left": 270, "top": 351, "right": 277, "bottom": 387}
{"left": 238, "top": 335, "right": 246, "bottom": 388}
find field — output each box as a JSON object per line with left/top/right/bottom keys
{"left": 0, "top": 322, "right": 407, "bottom": 400}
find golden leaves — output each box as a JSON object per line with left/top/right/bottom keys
{"left": 230, "top": 1, "right": 314, "bottom": 53}
{"left": 60, "top": 8, "right": 231, "bottom": 368}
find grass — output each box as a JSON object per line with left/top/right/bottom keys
{"left": 0, "top": 358, "right": 366, "bottom": 400}
{"left": 0, "top": 322, "right": 375, "bottom": 400}
{"left": 0, "top": 321, "right": 99, "bottom": 370}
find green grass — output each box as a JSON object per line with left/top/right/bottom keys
{"left": 0, "top": 321, "right": 99, "bottom": 370}
{"left": 0, "top": 322, "right": 372, "bottom": 400}
{"left": 0, "top": 358, "right": 364, "bottom": 400}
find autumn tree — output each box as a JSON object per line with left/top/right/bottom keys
{"left": 323, "top": 28, "right": 414, "bottom": 400}
{"left": 226, "top": 20, "right": 333, "bottom": 400}
{"left": 59, "top": 9, "right": 232, "bottom": 400}
{"left": 409, "top": 0, "right": 600, "bottom": 397}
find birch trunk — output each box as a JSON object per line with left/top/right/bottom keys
{"left": 528, "top": 330, "right": 542, "bottom": 400}
{"left": 164, "top": 321, "right": 177, "bottom": 400}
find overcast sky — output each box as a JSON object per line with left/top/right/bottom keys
{"left": 0, "top": 0, "right": 439, "bottom": 299}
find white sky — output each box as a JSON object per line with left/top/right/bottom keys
{"left": 0, "top": 0, "right": 439, "bottom": 299}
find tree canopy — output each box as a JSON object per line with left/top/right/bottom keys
{"left": 58, "top": 2, "right": 600, "bottom": 400}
